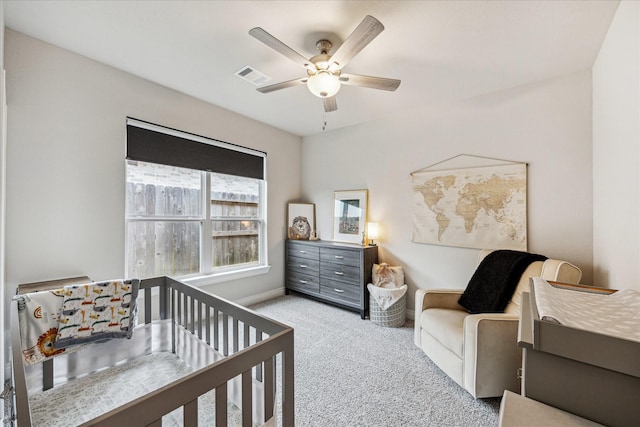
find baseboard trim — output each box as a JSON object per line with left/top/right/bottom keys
{"left": 235, "top": 287, "right": 286, "bottom": 307}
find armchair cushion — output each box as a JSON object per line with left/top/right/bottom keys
{"left": 421, "top": 308, "right": 467, "bottom": 358}
{"left": 458, "top": 250, "right": 547, "bottom": 313}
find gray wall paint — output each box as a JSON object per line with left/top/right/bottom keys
{"left": 4, "top": 29, "right": 302, "bottom": 302}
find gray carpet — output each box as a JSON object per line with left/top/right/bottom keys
{"left": 250, "top": 294, "right": 501, "bottom": 426}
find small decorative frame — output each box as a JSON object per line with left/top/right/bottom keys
{"left": 287, "top": 203, "right": 315, "bottom": 240}
{"left": 333, "top": 190, "right": 368, "bottom": 244}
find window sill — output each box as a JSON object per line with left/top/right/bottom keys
{"left": 182, "top": 264, "right": 271, "bottom": 287}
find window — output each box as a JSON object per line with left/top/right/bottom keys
{"left": 126, "top": 161, "right": 203, "bottom": 278}
{"left": 125, "top": 119, "right": 267, "bottom": 282}
{"left": 210, "top": 172, "right": 261, "bottom": 268}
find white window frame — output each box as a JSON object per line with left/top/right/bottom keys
{"left": 190, "top": 172, "right": 270, "bottom": 285}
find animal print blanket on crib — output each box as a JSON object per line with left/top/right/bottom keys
{"left": 14, "top": 279, "right": 140, "bottom": 365}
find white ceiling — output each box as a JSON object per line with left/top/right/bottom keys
{"left": 4, "top": 1, "right": 619, "bottom": 137}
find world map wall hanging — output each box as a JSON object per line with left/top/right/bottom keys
{"left": 411, "top": 157, "right": 527, "bottom": 250}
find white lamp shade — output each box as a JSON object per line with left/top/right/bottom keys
{"left": 307, "top": 72, "right": 341, "bottom": 98}
{"left": 367, "top": 222, "right": 379, "bottom": 240}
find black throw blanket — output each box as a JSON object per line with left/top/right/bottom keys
{"left": 458, "top": 250, "right": 547, "bottom": 313}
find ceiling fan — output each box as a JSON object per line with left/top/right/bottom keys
{"left": 249, "top": 15, "right": 401, "bottom": 113}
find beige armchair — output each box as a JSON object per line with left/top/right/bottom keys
{"left": 414, "top": 250, "right": 582, "bottom": 398}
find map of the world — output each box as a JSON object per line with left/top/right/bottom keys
{"left": 411, "top": 163, "right": 527, "bottom": 250}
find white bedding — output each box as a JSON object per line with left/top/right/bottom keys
{"left": 532, "top": 277, "right": 640, "bottom": 343}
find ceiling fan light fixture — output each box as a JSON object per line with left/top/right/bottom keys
{"left": 307, "top": 71, "right": 341, "bottom": 98}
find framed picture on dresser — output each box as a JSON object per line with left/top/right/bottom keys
{"left": 287, "top": 203, "right": 315, "bottom": 240}
{"left": 333, "top": 190, "right": 368, "bottom": 244}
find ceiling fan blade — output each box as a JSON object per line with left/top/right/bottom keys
{"left": 323, "top": 96, "right": 337, "bottom": 112}
{"left": 339, "top": 73, "right": 401, "bottom": 91}
{"left": 249, "top": 27, "right": 313, "bottom": 70}
{"left": 257, "top": 78, "right": 307, "bottom": 94}
{"left": 329, "top": 15, "right": 384, "bottom": 69}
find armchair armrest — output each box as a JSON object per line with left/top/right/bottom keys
{"left": 463, "top": 313, "right": 521, "bottom": 398}
{"left": 414, "top": 288, "right": 466, "bottom": 347}
{"left": 541, "top": 259, "right": 582, "bottom": 284}
{"left": 415, "top": 288, "right": 465, "bottom": 312}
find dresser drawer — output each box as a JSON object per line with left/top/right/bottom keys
{"left": 287, "top": 255, "right": 319, "bottom": 275}
{"left": 320, "top": 282, "right": 360, "bottom": 305}
{"left": 319, "top": 263, "right": 360, "bottom": 284}
{"left": 288, "top": 242, "right": 320, "bottom": 260}
{"left": 320, "top": 247, "right": 361, "bottom": 266}
{"left": 287, "top": 271, "right": 320, "bottom": 293}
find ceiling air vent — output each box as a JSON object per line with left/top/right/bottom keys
{"left": 235, "top": 66, "right": 271, "bottom": 86}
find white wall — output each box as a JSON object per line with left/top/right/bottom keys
{"left": 303, "top": 70, "right": 594, "bottom": 312}
{"left": 4, "top": 29, "right": 302, "bottom": 302}
{"left": 593, "top": 1, "right": 640, "bottom": 291}
{"left": 0, "top": 0, "right": 6, "bottom": 400}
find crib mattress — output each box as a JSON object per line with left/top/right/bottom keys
{"left": 28, "top": 351, "right": 243, "bottom": 427}
{"left": 25, "top": 321, "right": 245, "bottom": 427}
{"left": 33, "top": 352, "right": 178, "bottom": 426}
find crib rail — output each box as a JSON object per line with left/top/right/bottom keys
{"left": 11, "top": 276, "right": 294, "bottom": 427}
{"left": 159, "top": 276, "right": 293, "bottom": 426}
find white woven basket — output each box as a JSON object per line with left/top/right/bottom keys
{"left": 369, "top": 292, "right": 406, "bottom": 328}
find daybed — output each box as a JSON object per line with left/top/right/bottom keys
{"left": 10, "top": 276, "right": 294, "bottom": 427}
{"left": 518, "top": 278, "right": 640, "bottom": 427}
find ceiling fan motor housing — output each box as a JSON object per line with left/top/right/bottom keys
{"left": 316, "top": 39, "right": 333, "bottom": 54}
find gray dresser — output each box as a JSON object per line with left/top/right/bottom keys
{"left": 285, "top": 239, "right": 378, "bottom": 319}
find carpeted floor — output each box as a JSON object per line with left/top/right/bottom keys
{"left": 250, "top": 294, "right": 501, "bottom": 426}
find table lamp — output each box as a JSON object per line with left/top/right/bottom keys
{"left": 368, "top": 222, "right": 379, "bottom": 246}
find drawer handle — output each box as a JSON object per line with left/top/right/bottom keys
{"left": 334, "top": 271, "right": 344, "bottom": 276}
{"left": 334, "top": 255, "right": 344, "bottom": 259}
{"left": 300, "top": 264, "right": 308, "bottom": 268}
{"left": 299, "top": 250, "right": 308, "bottom": 254}
{"left": 333, "top": 288, "right": 345, "bottom": 293}
{"left": 299, "top": 279, "right": 308, "bottom": 284}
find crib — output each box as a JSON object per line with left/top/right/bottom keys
{"left": 9, "top": 276, "right": 294, "bottom": 427}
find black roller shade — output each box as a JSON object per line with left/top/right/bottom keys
{"left": 127, "top": 122, "right": 265, "bottom": 180}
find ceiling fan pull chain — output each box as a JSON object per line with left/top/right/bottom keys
{"left": 322, "top": 111, "right": 328, "bottom": 131}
